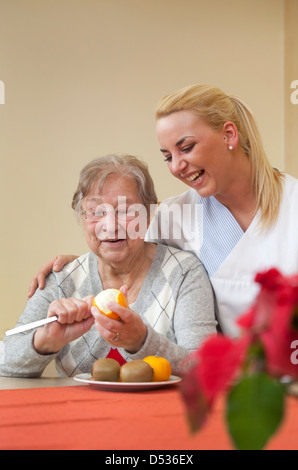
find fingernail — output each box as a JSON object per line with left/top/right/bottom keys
{"left": 91, "top": 306, "right": 99, "bottom": 317}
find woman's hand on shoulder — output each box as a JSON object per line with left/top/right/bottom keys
{"left": 27, "top": 255, "right": 78, "bottom": 298}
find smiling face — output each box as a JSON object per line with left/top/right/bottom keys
{"left": 156, "top": 110, "right": 238, "bottom": 200}
{"left": 82, "top": 174, "right": 149, "bottom": 268}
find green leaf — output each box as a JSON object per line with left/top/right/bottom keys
{"left": 226, "top": 373, "right": 285, "bottom": 450}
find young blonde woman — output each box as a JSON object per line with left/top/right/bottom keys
{"left": 28, "top": 84, "right": 298, "bottom": 337}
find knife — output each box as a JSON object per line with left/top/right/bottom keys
{"left": 5, "top": 316, "right": 58, "bottom": 337}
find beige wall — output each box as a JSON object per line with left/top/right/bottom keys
{"left": 0, "top": 0, "right": 286, "bottom": 348}
{"left": 285, "top": 0, "right": 298, "bottom": 177}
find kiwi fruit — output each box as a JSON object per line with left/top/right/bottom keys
{"left": 120, "top": 360, "right": 154, "bottom": 383}
{"left": 91, "top": 358, "right": 121, "bottom": 382}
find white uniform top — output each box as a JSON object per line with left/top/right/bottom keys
{"left": 146, "top": 174, "right": 298, "bottom": 337}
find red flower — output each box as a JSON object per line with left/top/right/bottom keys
{"left": 195, "top": 334, "right": 250, "bottom": 406}
{"left": 260, "top": 292, "right": 298, "bottom": 379}
{"left": 182, "top": 267, "right": 298, "bottom": 444}
{"left": 182, "top": 334, "right": 250, "bottom": 421}
{"left": 237, "top": 269, "right": 290, "bottom": 333}
{"left": 181, "top": 334, "right": 250, "bottom": 432}
{"left": 237, "top": 268, "right": 298, "bottom": 379}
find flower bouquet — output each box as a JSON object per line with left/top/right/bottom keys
{"left": 181, "top": 268, "right": 298, "bottom": 450}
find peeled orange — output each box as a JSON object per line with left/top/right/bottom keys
{"left": 92, "top": 289, "right": 128, "bottom": 320}
{"left": 143, "top": 356, "right": 172, "bottom": 382}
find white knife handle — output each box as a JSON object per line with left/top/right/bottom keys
{"left": 5, "top": 316, "right": 58, "bottom": 336}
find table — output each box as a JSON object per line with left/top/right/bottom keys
{"left": 0, "top": 376, "right": 81, "bottom": 390}
{"left": 0, "top": 377, "right": 297, "bottom": 450}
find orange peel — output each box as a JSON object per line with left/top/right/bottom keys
{"left": 92, "top": 289, "right": 128, "bottom": 320}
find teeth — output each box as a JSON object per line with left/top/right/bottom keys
{"left": 185, "top": 171, "right": 203, "bottom": 182}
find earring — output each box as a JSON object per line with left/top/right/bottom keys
{"left": 228, "top": 145, "right": 234, "bottom": 151}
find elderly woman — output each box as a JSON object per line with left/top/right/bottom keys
{"left": 0, "top": 154, "right": 216, "bottom": 378}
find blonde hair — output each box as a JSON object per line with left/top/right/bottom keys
{"left": 156, "top": 84, "right": 284, "bottom": 230}
{"left": 72, "top": 154, "right": 158, "bottom": 215}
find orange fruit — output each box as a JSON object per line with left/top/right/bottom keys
{"left": 92, "top": 289, "right": 128, "bottom": 320}
{"left": 143, "top": 356, "right": 172, "bottom": 382}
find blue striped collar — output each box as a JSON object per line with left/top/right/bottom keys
{"left": 198, "top": 195, "right": 244, "bottom": 276}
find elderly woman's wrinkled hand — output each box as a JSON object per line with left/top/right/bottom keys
{"left": 91, "top": 295, "right": 147, "bottom": 354}
{"left": 33, "top": 296, "right": 95, "bottom": 355}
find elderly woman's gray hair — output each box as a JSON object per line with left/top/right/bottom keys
{"left": 72, "top": 154, "right": 158, "bottom": 215}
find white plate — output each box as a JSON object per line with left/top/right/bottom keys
{"left": 73, "top": 373, "right": 182, "bottom": 392}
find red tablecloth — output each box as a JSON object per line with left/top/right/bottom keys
{"left": 0, "top": 384, "right": 297, "bottom": 450}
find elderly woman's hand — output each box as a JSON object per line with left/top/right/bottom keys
{"left": 33, "top": 296, "right": 94, "bottom": 355}
{"left": 91, "top": 288, "right": 147, "bottom": 354}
